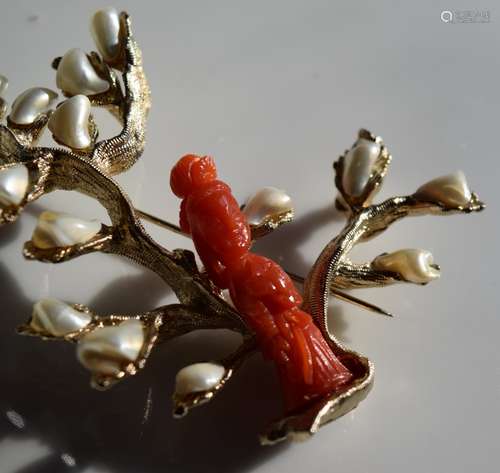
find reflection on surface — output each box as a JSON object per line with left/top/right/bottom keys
{"left": 0, "top": 437, "right": 51, "bottom": 472}
{"left": 6, "top": 410, "right": 25, "bottom": 430}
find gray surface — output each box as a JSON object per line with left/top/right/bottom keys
{"left": 0, "top": 1, "right": 499, "bottom": 472}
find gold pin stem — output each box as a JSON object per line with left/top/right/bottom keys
{"left": 135, "top": 208, "right": 185, "bottom": 236}
{"left": 287, "top": 271, "right": 393, "bottom": 317}
{"left": 136, "top": 208, "right": 392, "bottom": 318}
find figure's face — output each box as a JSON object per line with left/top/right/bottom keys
{"left": 170, "top": 154, "right": 217, "bottom": 198}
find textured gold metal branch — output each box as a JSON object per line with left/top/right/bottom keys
{"left": 263, "top": 129, "right": 485, "bottom": 444}
{"left": 18, "top": 302, "right": 250, "bottom": 390}
{"left": 0, "top": 11, "right": 150, "bottom": 226}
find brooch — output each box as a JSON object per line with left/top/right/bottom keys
{"left": 0, "top": 8, "right": 484, "bottom": 445}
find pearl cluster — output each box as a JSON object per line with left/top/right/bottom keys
{"left": 30, "top": 298, "right": 146, "bottom": 377}
{"left": 4, "top": 8, "right": 122, "bottom": 151}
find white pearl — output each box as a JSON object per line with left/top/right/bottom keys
{"left": 77, "top": 319, "right": 144, "bottom": 376}
{"left": 56, "top": 48, "right": 109, "bottom": 96}
{"left": 31, "top": 298, "right": 91, "bottom": 336}
{"left": 32, "top": 210, "right": 101, "bottom": 249}
{"left": 90, "top": 8, "right": 122, "bottom": 63}
{"left": 342, "top": 138, "right": 381, "bottom": 197}
{"left": 243, "top": 187, "right": 293, "bottom": 226}
{"left": 414, "top": 171, "right": 472, "bottom": 208}
{"left": 175, "top": 362, "right": 225, "bottom": 396}
{"left": 372, "top": 249, "right": 440, "bottom": 284}
{"left": 48, "top": 95, "right": 92, "bottom": 150}
{"left": 0, "top": 164, "right": 29, "bottom": 208}
{"left": 0, "top": 74, "right": 8, "bottom": 96}
{"left": 9, "top": 87, "right": 58, "bottom": 125}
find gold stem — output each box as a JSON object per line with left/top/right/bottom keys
{"left": 287, "top": 271, "right": 392, "bottom": 317}
{"left": 329, "top": 291, "right": 393, "bottom": 317}
{"left": 135, "top": 208, "right": 392, "bottom": 318}
{"left": 135, "top": 208, "right": 185, "bottom": 235}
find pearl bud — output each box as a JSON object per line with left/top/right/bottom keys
{"left": 48, "top": 95, "right": 92, "bottom": 150}
{"left": 56, "top": 48, "right": 109, "bottom": 96}
{"left": 77, "top": 319, "right": 145, "bottom": 376}
{"left": 0, "top": 164, "right": 29, "bottom": 208}
{"left": 90, "top": 8, "right": 122, "bottom": 63}
{"left": 30, "top": 298, "right": 92, "bottom": 336}
{"left": 414, "top": 171, "right": 472, "bottom": 208}
{"left": 175, "top": 362, "right": 226, "bottom": 396}
{"left": 342, "top": 138, "right": 381, "bottom": 197}
{"left": 243, "top": 187, "right": 293, "bottom": 226}
{"left": 372, "top": 249, "right": 440, "bottom": 284}
{"left": 9, "top": 87, "right": 58, "bottom": 125}
{"left": 31, "top": 211, "right": 101, "bottom": 249}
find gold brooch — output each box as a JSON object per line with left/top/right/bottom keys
{"left": 0, "top": 8, "right": 484, "bottom": 445}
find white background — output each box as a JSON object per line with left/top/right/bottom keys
{"left": 0, "top": 1, "right": 498, "bottom": 472}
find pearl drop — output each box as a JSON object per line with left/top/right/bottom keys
{"left": 372, "top": 248, "right": 440, "bottom": 284}
{"left": 90, "top": 8, "right": 122, "bottom": 63}
{"left": 56, "top": 48, "right": 109, "bottom": 96}
{"left": 31, "top": 298, "right": 92, "bottom": 336}
{"left": 32, "top": 211, "right": 101, "bottom": 249}
{"left": 175, "top": 362, "right": 225, "bottom": 396}
{"left": 243, "top": 187, "right": 293, "bottom": 226}
{"left": 9, "top": 87, "right": 58, "bottom": 125}
{"left": 0, "top": 164, "right": 29, "bottom": 208}
{"left": 0, "top": 75, "right": 8, "bottom": 96}
{"left": 48, "top": 95, "right": 92, "bottom": 150}
{"left": 77, "top": 319, "right": 145, "bottom": 376}
{"left": 414, "top": 171, "right": 472, "bottom": 208}
{"left": 342, "top": 138, "right": 381, "bottom": 197}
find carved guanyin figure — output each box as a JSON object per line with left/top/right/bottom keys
{"left": 170, "top": 154, "right": 353, "bottom": 411}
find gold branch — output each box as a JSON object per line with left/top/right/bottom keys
{"left": 261, "top": 130, "right": 485, "bottom": 444}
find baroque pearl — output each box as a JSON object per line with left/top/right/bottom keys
{"left": 48, "top": 95, "right": 92, "bottom": 149}
{"left": 342, "top": 138, "right": 381, "bottom": 197}
{"left": 0, "top": 164, "right": 29, "bottom": 208}
{"left": 56, "top": 48, "right": 109, "bottom": 96}
{"left": 414, "top": 171, "right": 472, "bottom": 208}
{"left": 77, "top": 319, "right": 145, "bottom": 376}
{"left": 175, "top": 362, "right": 225, "bottom": 396}
{"left": 31, "top": 298, "right": 92, "bottom": 336}
{"left": 243, "top": 187, "right": 293, "bottom": 226}
{"left": 9, "top": 87, "right": 58, "bottom": 125}
{"left": 372, "top": 248, "right": 440, "bottom": 284}
{"left": 0, "top": 75, "right": 8, "bottom": 96}
{"left": 90, "top": 8, "right": 122, "bottom": 63}
{"left": 32, "top": 211, "right": 101, "bottom": 249}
